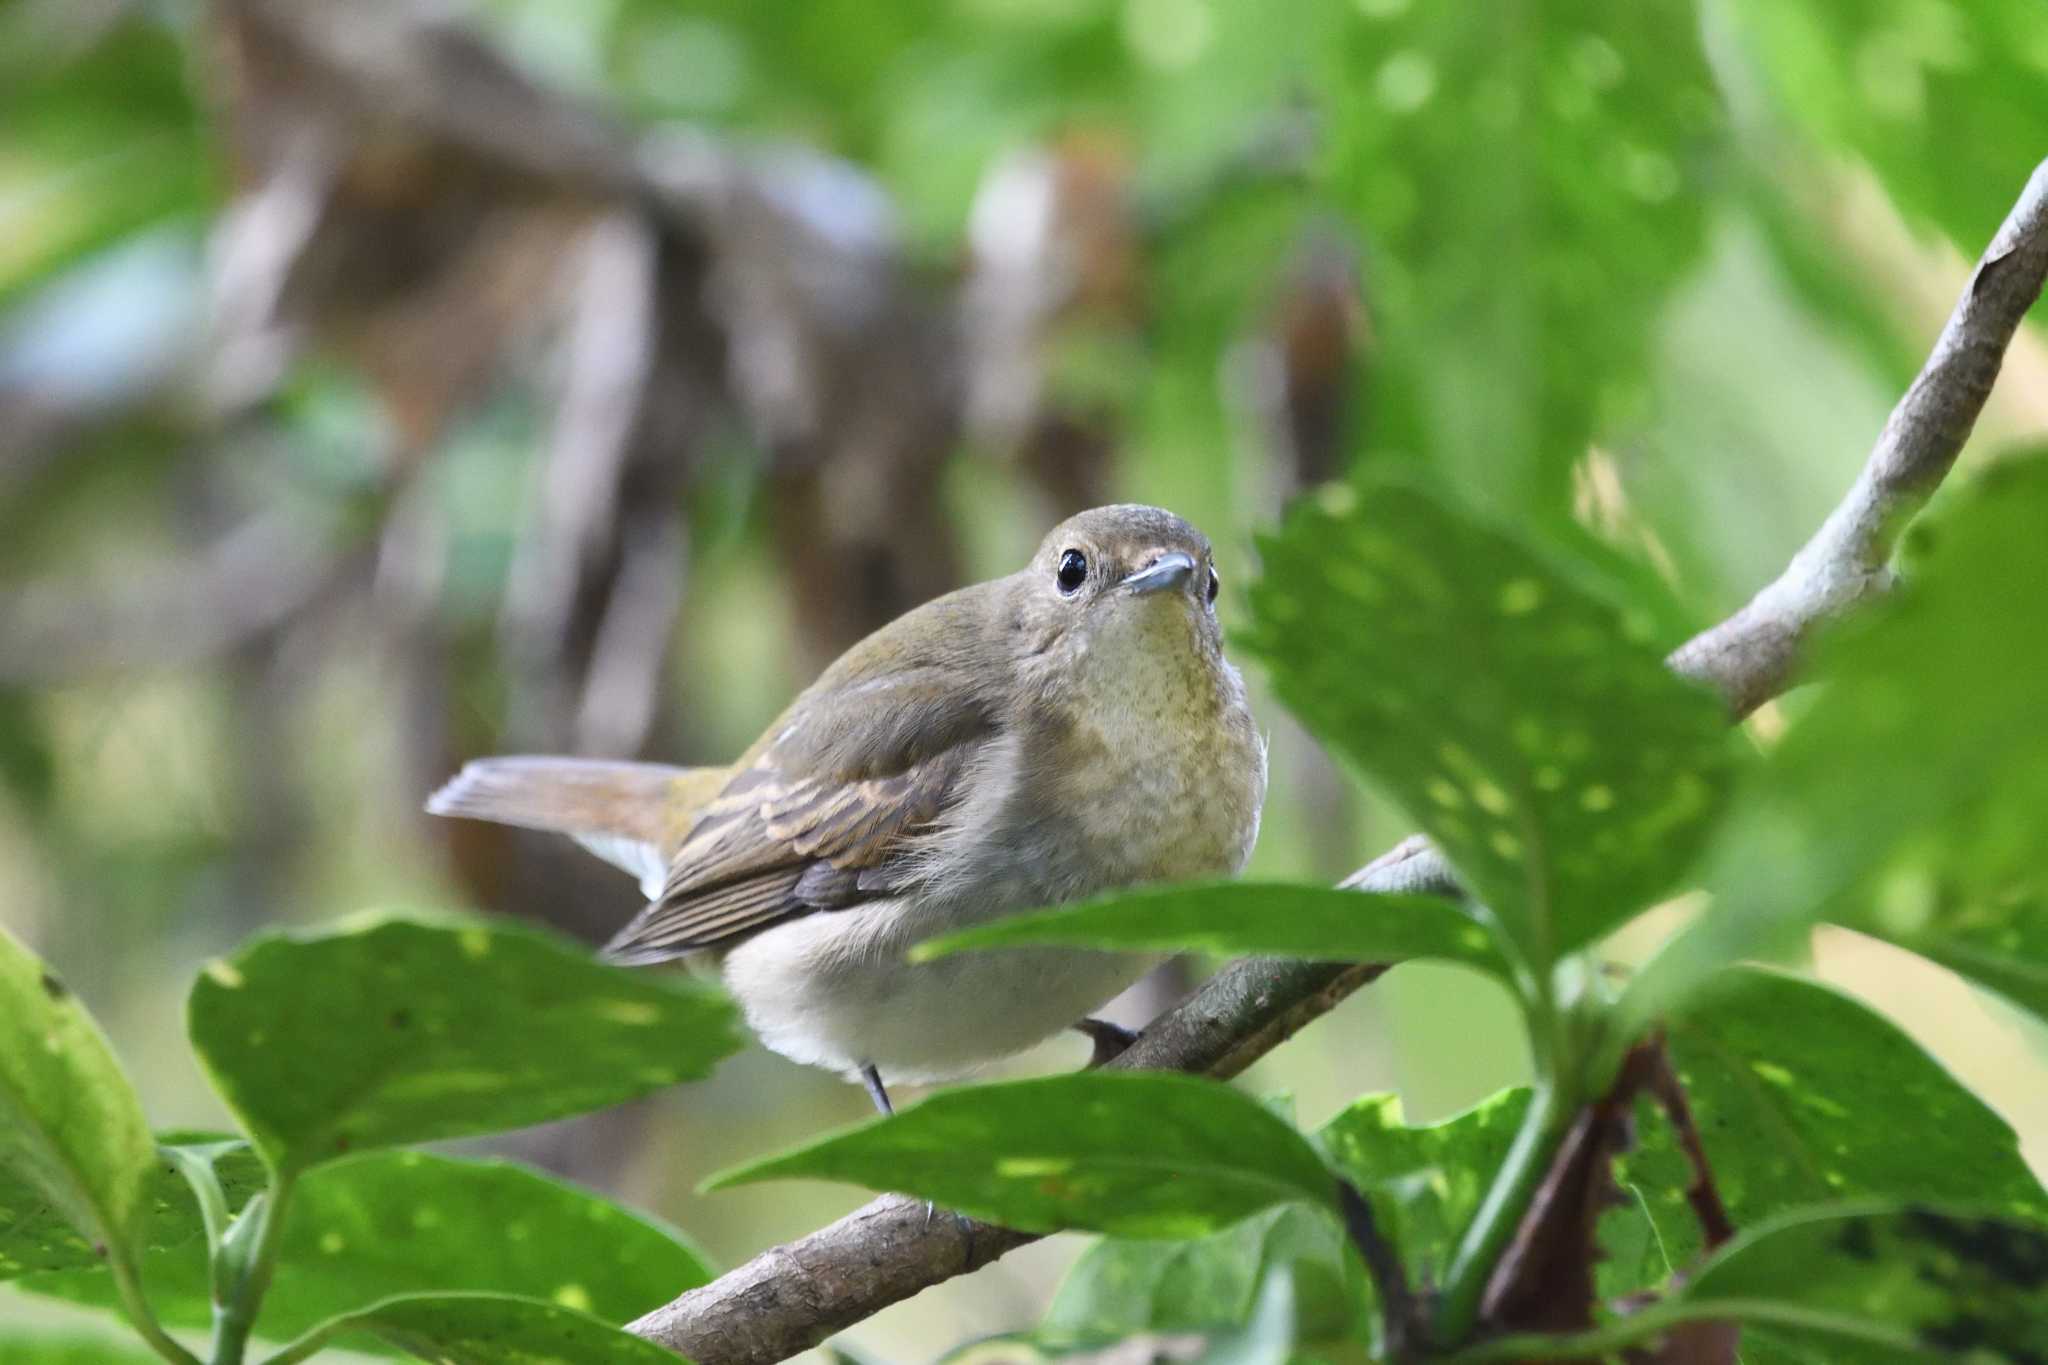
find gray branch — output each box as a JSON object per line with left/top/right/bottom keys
{"left": 628, "top": 159, "right": 2048, "bottom": 1364}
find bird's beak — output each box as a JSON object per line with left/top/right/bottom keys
{"left": 1123, "top": 551, "right": 1197, "bottom": 596}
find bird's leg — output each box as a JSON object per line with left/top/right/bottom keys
{"left": 860, "top": 1063, "right": 895, "bottom": 1116}
{"left": 864, "top": 1064, "right": 943, "bottom": 1230}
{"left": 1074, "top": 1017, "right": 1139, "bottom": 1068}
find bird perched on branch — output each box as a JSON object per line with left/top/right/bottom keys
{"left": 429, "top": 505, "right": 1267, "bottom": 1114}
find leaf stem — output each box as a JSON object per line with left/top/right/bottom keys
{"left": 210, "top": 1169, "right": 298, "bottom": 1365}
{"left": 161, "top": 1144, "right": 232, "bottom": 1254}
{"left": 252, "top": 1321, "right": 344, "bottom": 1365}
{"left": 110, "top": 1247, "right": 205, "bottom": 1365}
{"left": 1431, "top": 1080, "right": 1573, "bottom": 1346}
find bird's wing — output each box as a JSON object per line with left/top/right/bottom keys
{"left": 600, "top": 613, "right": 1001, "bottom": 963}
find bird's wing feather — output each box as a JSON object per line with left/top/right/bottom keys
{"left": 601, "top": 607, "right": 1000, "bottom": 963}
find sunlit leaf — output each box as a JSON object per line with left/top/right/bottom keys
{"left": 1242, "top": 478, "right": 1733, "bottom": 975}
{"left": 186, "top": 911, "right": 742, "bottom": 1175}
{"left": 710, "top": 1073, "right": 1340, "bottom": 1238}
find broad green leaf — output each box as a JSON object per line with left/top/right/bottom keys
{"left": 187, "top": 911, "right": 742, "bottom": 1175}
{"left": 1727, "top": 0, "right": 2048, "bottom": 256}
{"left": 1605, "top": 969, "right": 2046, "bottom": 1303}
{"left": 1241, "top": 480, "right": 1732, "bottom": 974}
{"left": 0, "top": 928, "right": 155, "bottom": 1284}
{"left": 1045, "top": 1205, "right": 1358, "bottom": 1343}
{"left": 22, "top": 1150, "right": 712, "bottom": 1345}
{"left": 1626, "top": 455, "right": 2048, "bottom": 1024}
{"left": 709, "top": 1073, "right": 1340, "bottom": 1238}
{"left": 0, "top": 1331, "right": 158, "bottom": 1364}
{"left": 915, "top": 883, "right": 1506, "bottom": 979}
{"left": 280, "top": 1292, "right": 687, "bottom": 1364}
{"left": 1318, "top": 1086, "right": 1533, "bottom": 1289}
{"left": 1319, "top": 1, "right": 1726, "bottom": 517}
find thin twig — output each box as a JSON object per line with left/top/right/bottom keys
{"left": 629, "top": 159, "right": 2048, "bottom": 1364}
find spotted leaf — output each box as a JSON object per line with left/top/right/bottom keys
{"left": 186, "top": 911, "right": 742, "bottom": 1175}
{"left": 1241, "top": 478, "right": 1733, "bottom": 974}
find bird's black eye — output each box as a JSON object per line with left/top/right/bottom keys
{"left": 1206, "top": 567, "right": 1221, "bottom": 605}
{"left": 1056, "top": 549, "right": 1088, "bottom": 595}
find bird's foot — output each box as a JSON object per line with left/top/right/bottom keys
{"left": 1073, "top": 1017, "right": 1140, "bottom": 1068}
{"left": 859, "top": 1063, "right": 895, "bottom": 1116}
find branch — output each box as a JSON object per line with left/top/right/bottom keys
{"left": 629, "top": 159, "right": 2048, "bottom": 1364}
{"left": 1669, "top": 157, "right": 2048, "bottom": 718}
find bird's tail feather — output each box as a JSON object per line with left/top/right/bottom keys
{"left": 427, "top": 756, "right": 726, "bottom": 897}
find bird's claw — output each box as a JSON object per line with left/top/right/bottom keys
{"left": 1074, "top": 1017, "right": 1140, "bottom": 1068}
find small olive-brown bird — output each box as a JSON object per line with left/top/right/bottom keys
{"left": 429, "top": 505, "right": 1266, "bottom": 1113}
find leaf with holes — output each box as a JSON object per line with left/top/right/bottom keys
{"left": 21, "top": 1149, "right": 713, "bottom": 1347}
{"left": 186, "top": 911, "right": 742, "bottom": 1175}
{"left": 1046, "top": 1204, "right": 1359, "bottom": 1345}
{"left": 710, "top": 1073, "right": 1341, "bottom": 1238}
{"left": 0, "top": 929, "right": 155, "bottom": 1290}
{"left": 1318, "top": 1086, "right": 1537, "bottom": 1291}
{"left": 1241, "top": 479, "right": 1733, "bottom": 975}
{"left": 915, "top": 883, "right": 1506, "bottom": 980}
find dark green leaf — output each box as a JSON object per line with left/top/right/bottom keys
{"left": 1490, "top": 1208, "right": 2048, "bottom": 1362}
{"left": 186, "top": 911, "right": 742, "bottom": 1175}
{"left": 1727, "top": 0, "right": 2048, "bottom": 256}
{"left": 0, "top": 928, "right": 155, "bottom": 1283}
{"left": 1681, "top": 1207, "right": 2048, "bottom": 1360}
{"left": 1320, "top": 1, "right": 1726, "bottom": 516}
{"left": 1318, "top": 1086, "right": 1533, "bottom": 1289}
{"left": 1605, "top": 969, "right": 2047, "bottom": 1302}
{"left": 1241, "top": 479, "right": 1732, "bottom": 974}
{"left": 283, "top": 1292, "right": 688, "bottom": 1364}
{"left": 1045, "top": 1205, "right": 1357, "bottom": 1343}
{"left": 915, "top": 883, "right": 1506, "bottom": 979}
{"left": 22, "top": 1150, "right": 712, "bottom": 1344}
{"left": 709, "top": 1073, "right": 1340, "bottom": 1238}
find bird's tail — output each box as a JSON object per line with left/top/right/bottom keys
{"left": 427, "top": 756, "right": 727, "bottom": 898}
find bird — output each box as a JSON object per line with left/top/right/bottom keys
{"left": 427, "top": 504, "right": 1267, "bottom": 1115}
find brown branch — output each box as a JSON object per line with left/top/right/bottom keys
{"left": 629, "top": 159, "right": 2048, "bottom": 1364}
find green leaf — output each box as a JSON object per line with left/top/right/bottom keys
{"left": 970, "top": 1268, "right": 1300, "bottom": 1365}
{"left": 280, "top": 1292, "right": 688, "bottom": 1364}
{"left": 1318, "top": 1086, "right": 1533, "bottom": 1289}
{"left": 1605, "top": 969, "right": 2047, "bottom": 1302}
{"left": 21, "top": 1150, "right": 712, "bottom": 1345}
{"left": 1045, "top": 1205, "right": 1357, "bottom": 1342}
{"left": 1241, "top": 479, "right": 1732, "bottom": 975}
{"left": 186, "top": 911, "right": 742, "bottom": 1175}
{"left": 0, "top": 1331, "right": 159, "bottom": 1364}
{"left": 1726, "top": 0, "right": 2048, "bottom": 256}
{"left": 1319, "top": 1, "right": 1726, "bottom": 517}
{"left": 1626, "top": 454, "right": 2048, "bottom": 1025}
{"left": 709, "top": 1073, "right": 1340, "bottom": 1238}
{"left": 1483, "top": 1207, "right": 2048, "bottom": 1362}
{"left": 914, "top": 883, "right": 1506, "bottom": 979}
{"left": 0, "top": 928, "right": 155, "bottom": 1283}
{"left": 3, "top": 1131, "right": 267, "bottom": 1287}
{"left": 1680, "top": 1207, "right": 2048, "bottom": 1360}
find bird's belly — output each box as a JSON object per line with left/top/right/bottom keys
{"left": 717, "top": 900, "right": 1158, "bottom": 1084}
